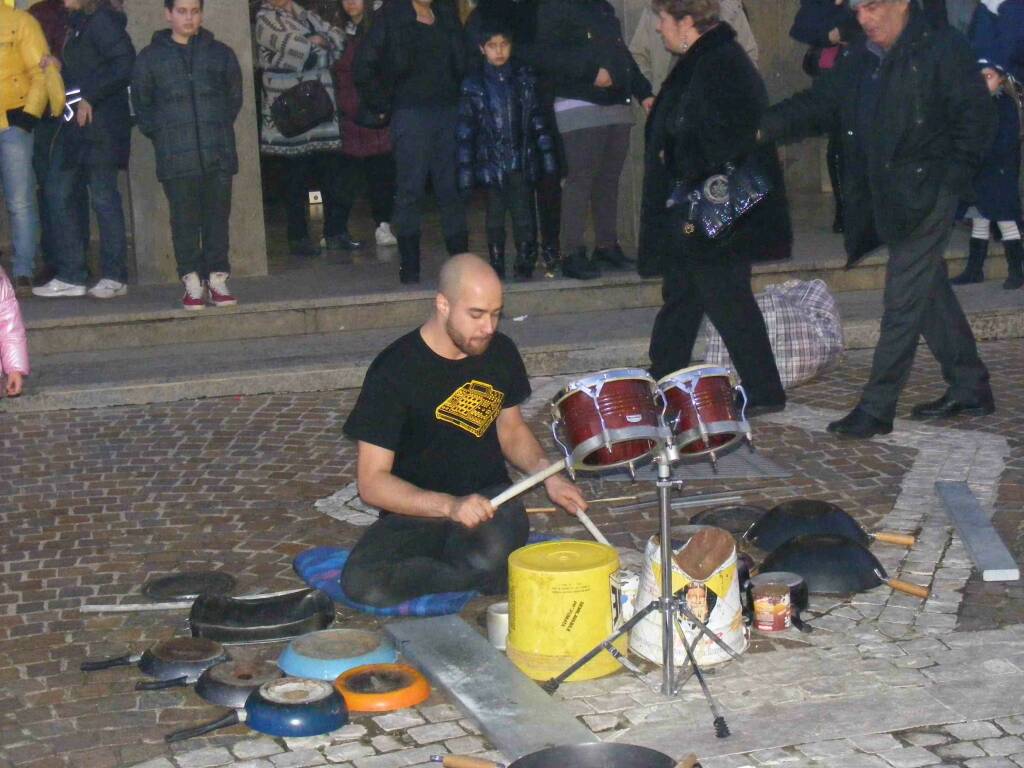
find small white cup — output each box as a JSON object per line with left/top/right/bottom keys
{"left": 486, "top": 601, "right": 509, "bottom": 650}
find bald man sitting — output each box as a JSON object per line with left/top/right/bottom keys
{"left": 341, "top": 253, "right": 587, "bottom": 607}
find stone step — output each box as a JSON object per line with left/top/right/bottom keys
{"left": 20, "top": 227, "right": 1004, "bottom": 356}
{"left": 6, "top": 280, "right": 1022, "bottom": 414}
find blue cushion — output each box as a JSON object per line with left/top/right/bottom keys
{"left": 293, "top": 533, "right": 561, "bottom": 617}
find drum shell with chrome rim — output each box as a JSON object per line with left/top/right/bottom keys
{"left": 550, "top": 368, "right": 664, "bottom": 471}
{"left": 657, "top": 364, "right": 749, "bottom": 457}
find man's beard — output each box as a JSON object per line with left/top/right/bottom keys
{"left": 446, "top": 319, "right": 493, "bottom": 357}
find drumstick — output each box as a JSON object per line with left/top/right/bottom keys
{"left": 575, "top": 509, "right": 612, "bottom": 547}
{"left": 489, "top": 459, "right": 569, "bottom": 508}
{"left": 526, "top": 507, "right": 557, "bottom": 514}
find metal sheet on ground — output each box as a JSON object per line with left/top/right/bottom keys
{"left": 600, "top": 449, "right": 791, "bottom": 483}
{"left": 385, "top": 616, "right": 597, "bottom": 760}
{"left": 936, "top": 481, "right": 1020, "bottom": 582}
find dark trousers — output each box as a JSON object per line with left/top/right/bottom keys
{"left": 340, "top": 485, "right": 529, "bottom": 607}
{"left": 281, "top": 152, "right": 344, "bottom": 242}
{"left": 535, "top": 170, "right": 561, "bottom": 248}
{"left": 162, "top": 173, "right": 233, "bottom": 279}
{"left": 485, "top": 171, "right": 536, "bottom": 246}
{"left": 33, "top": 118, "right": 89, "bottom": 272}
{"left": 859, "top": 195, "right": 991, "bottom": 422}
{"left": 390, "top": 105, "right": 467, "bottom": 240}
{"left": 335, "top": 152, "right": 396, "bottom": 227}
{"left": 649, "top": 256, "right": 785, "bottom": 406}
{"left": 559, "top": 123, "right": 631, "bottom": 252}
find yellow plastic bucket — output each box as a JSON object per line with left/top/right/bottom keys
{"left": 506, "top": 540, "right": 624, "bottom": 682}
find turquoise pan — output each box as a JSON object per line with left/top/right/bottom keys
{"left": 277, "top": 628, "right": 398, "bottom": 681}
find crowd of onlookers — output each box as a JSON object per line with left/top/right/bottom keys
{"left": 0, "top": 0, "right": 1021, "bottom": 401}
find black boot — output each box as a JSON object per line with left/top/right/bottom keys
{"left": 513, "top": 241, "right": 537, "bottom": 280}
{"left": 1004, "top": 240, "right": 1024, "bottom": 289}
{"left": 561, "top": 246, "right": 601, "bottom": 280}
{"left": 397, "top": 235, "right": 421, "bottom": 284}
{"left": 827, "top": 132, "right": 844, "bottom": 234}
{"left": 444, "top": 231, "right": 470, "bottom": 256}
{"left": 540, "top": 243, "right": 560, "bottom": 278}
{"left": 487, "top": 228, "right": 506, "bottom": 278}
{"left": 950, "top": 238, "right": 987, "bottom": 285}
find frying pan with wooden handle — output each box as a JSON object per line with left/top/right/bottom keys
{"left": 745, "top": 499, "right": 915, "bottom": 551}
{"left": 433, "top": 750, "right": 700, "bottom": 768}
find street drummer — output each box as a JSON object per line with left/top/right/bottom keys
{"left": 341, "top": 253, "right": 588, "bottom": 607}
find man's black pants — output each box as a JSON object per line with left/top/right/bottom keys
{"left": 859, "top": 195, "right": 991, "bottom": 422}
{"left": 162, "top": 172, "right": 232, "bottom": 279}
{"left": 649, "top": 256, "right": 785, "bottom": 406}
{"left": 340, "top": 486, "right": 529, "bottom": 607}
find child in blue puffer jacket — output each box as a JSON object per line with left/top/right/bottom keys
{"left": 456, "top": 21, "right": 557, "bottom": 280}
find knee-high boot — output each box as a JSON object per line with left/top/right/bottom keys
{"left": 397, "top": 234, "right": 420, "bottom": 284}
{"left": 1004, "top": 239, "right": 1024, "bottom": 289}
{"left": 950, "top": 238, "right": 987, "bottom": 285}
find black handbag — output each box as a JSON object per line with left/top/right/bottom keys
{"left": 667, "top": 157, "right": 773, "bottom": 240}
{"left": 271, "top": 78, "right": 335, "bottom": 138}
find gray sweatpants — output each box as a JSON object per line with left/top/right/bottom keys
{"left": 558, "top": 123, "right": 632, "bottom": 253}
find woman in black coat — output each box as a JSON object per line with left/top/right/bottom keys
{"left": 643, "top": 0, "right": 789, "bottom": 413}
{"left": 35, "top": 0, "right": 135, "bottom": 300}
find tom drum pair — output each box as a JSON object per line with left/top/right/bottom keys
{"left": 550, "top": 364, "right": 751, "bottom": 475}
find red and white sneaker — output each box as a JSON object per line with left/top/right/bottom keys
{"left": 207, "top": 272, "right": 238, "bottom": 307}
{"left": 181, "top": 272, "right": 206, "bottom": 311}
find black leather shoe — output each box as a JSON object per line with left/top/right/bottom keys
{"left": 324, "top": 233, "right": 363, "bottom": 251}
{"left": 562, "top": 247, "right": 601, "bottom": 280}
{"left": 592, "top": 243, "right": 634, "bottom": 269}
{"left": 910, "top": 391, "right": 995, "bottom": 419}
{"left": 827, "top": 407, "right": 893, "bottom": 439}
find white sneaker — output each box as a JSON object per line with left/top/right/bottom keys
{"left": 207, "top": 271, "right": 237, "bottom": 307}
{"left": 375, "top": 222, "right": 398, "bottom": 246}
{"left": 32, "top": 278, "right": 87, "bottom": 298}
{"left": 88, "top": 278, "right": 128, "bottom": 299}
{"left": 181, "top": 272, "right": 206, "bottom": 311}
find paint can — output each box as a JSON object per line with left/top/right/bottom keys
{"left": 752, "top": 583, "right": 791, "bottom": 632}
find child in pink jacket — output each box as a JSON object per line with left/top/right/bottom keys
{"left": 0, "top": 267, "right": 29, "bottom": 396}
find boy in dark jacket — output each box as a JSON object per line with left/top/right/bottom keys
{"left": 132, "top": 0, "right": 243, "bottom": 310}
{"left": 456, "top": 24, "right": 557, "bottom": 279}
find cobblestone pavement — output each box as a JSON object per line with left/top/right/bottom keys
{"left": 1, "top": 340, "right": 1023, "bottom": 768}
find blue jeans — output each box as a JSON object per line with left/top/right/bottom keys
{"left": 46, "top": 138, "right": 127, "bottom": 285}
{"left": 0, "top": 127, "right": 40, "bottom": 279}
{"left": 33, "top": 118, "right": 90, "bottom": 272}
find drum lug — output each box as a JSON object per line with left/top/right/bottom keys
{"left": 550, "top": 420, "right": 575, "bottom": 479}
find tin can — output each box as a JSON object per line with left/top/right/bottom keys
{"left": 752, "top": 584, "right": 791, "bottom": 632}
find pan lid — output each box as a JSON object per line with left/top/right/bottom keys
{"left": 142, "top": 571, "right": 236, "bottom": 601}
{"left": 150, "top": 637, "right": 226, "bottom": 662}
{"left": 335, "top": 664, "right": 431, "bottom": 713}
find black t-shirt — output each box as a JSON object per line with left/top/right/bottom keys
{"left": 343, "top": 329, "right": 531, "bottom": 499}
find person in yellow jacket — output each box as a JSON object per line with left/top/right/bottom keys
{"left": 0, "top": 2, "right": 64, "bottom": 294}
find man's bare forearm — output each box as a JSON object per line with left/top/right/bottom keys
{"left": 358, "top": 471, "right": 455, "bottom": 520}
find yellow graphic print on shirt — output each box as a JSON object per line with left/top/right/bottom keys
{"left": 435, "top": 380, "right": 506, "bottom": 438}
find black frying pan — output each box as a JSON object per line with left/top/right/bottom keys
{"left": 136, "top": 658, "right": 283, "bottom": 708}
{"left": 435, "top": 745, "right": 698, "bottom": 768}
{"left": 746, "top": 499, "right": 915, "bottom": 551}
{"left": 760, "top": 535, "right": 929, "bottom": 598}
{"left": 80, "top": 637, "right": 228, "bottom": 684}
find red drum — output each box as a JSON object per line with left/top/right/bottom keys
{"left": 551, "top": 369, "right": 665, "bottom": 471}
{"left": 657, "top": 365, "right": 751, "bottom": 458}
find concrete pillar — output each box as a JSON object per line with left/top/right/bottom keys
{"left": 123, "top": 0, "right": 267, "bottom": 284}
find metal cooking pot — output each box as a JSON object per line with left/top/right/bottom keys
{"left": 433, "top": 744, "right": 698, "bottom": 768}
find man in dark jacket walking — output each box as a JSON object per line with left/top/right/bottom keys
{"left": 761, "top": 0, "right": 997, "bottom": 439}
{"left": 132, "top": 0, "right": 243, "bottom": 309}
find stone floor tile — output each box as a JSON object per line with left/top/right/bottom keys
{"left": 323, "top": 744, "right": 376, "bottom": 763}
{"left": 175, "top": 748, "right": 236, "bottom": 768}
{"left": 875, "top": 746, "right": 942, "bottom": 767}
{"left": 851, "top": 734, "right": 904, "bottom": 752}
{"left": 980, "top": 737, "right": 1024, "bottom": 757}
{"left": 268, "top": 750, "right": 327, "bottom": 768}
{"left": 405, "top": 722, "right": 465, "bottom": 746}
{"left": 945, "top": 723, "right": 1005, "bottom": 740}
{"left": 233, "top": 741, "right": 285, "bottom": 760}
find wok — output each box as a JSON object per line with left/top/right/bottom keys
{"left": 688, "top": 505, "right": 767, "bottom": 538}
{"left": 80, "top": 637, "right": 228, "bottom": 685}
{"left": 135, "top": 658, "right": 283, "bottom": 708}
{"left": 760, "top": 535, "right": 928, "bottom": 598}
{"left": 189, "top": 587, "right": 334, "bottom": 644}
{"left": 746, "top": 499, "right": 915, "bottom": 551}
{"left": 433, "top": 745, "right": 699, "bottom": 768}
{"left": 165, "top": 677, "right": 348, "bottom": 743}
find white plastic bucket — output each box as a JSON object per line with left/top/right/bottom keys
{"left": 629, "top": 529, "right": 748, "bottom": 666}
